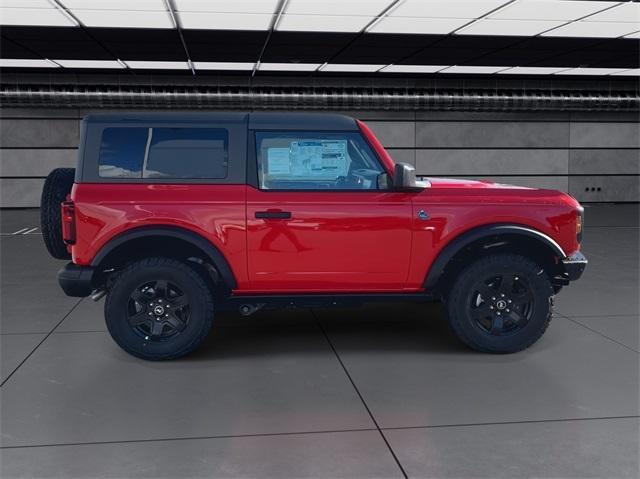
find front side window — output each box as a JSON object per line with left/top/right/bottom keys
{"left": 255, "top": 131, "right": 385, "bottom": 190}
{"left": 98, "top": 127, "right": 228, "bottom": 179}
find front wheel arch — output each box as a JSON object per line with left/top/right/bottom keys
{"left": 425, "top": 224, "right": 565, "bottom": 295}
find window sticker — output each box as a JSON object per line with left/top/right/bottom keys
{"left": 267, "top": 147, "right": 291, "bottom": 175}
{"left": 285, "top": 139, "right": 349, "bottom": 178}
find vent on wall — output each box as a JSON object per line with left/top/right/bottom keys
{"left": 1, "top": 85, "right": 638, "bottom": 111}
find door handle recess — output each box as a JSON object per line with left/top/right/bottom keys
{"left": 255, "top": 211, "right": 292, "bottom": 219}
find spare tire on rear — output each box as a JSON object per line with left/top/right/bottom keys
{"left": 40, "top": 168, "right": 75, "bottom": 260}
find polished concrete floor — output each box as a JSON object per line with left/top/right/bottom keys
{"left": 1, "top": 205, "right": 638, "bottom": 478}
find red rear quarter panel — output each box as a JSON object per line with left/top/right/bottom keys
{"left": 70, "top": 183, "right": 248, "bottom": 286}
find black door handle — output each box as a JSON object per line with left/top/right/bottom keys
{"left": 255, "top": 211, "right": 292, "bottom": 219}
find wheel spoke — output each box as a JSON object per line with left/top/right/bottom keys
{"left": 166, "top": 315, "right": 187, "bottom": 332}
{"left": 154, "top": 280, "right": 168, "bottom": 299}
{"left": 128, "top": 310, "right": 148, "bottom": 327}
{"left": 508, "top": 309, "right": 526, "bottom": 324}
{"left": 130, "top": 289, "right": 148, "bottom": 304}
{"left": 170, "top": 294, "right": 189, "bottom": 310}
{"left": 476, "top": 283, "right": 495, "bottom": 300}
{"left": 150, "top": 320, "right": 164, "bottom": 337}
{"left": 500, "top": 275, "right": 515, "bottom": 295}
{"left": 490, "top": 314, "right": 504, "bottom": 335}
{"left": 470, "top": 302, "right": 491, "bottom": 320}
{"left": 512, "top": 289, "right": 533, "bottom": 304}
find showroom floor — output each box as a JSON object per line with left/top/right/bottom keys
{"left": 1, "top": 205, "right": 638, "bottom": 478}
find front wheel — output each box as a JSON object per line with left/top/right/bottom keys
{"left": 445, "top": 253, "right": 554, "bottom": 354}
{"left": 105, "top": 257, "right": 214, "bottom": 360}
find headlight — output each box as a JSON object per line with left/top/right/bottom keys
{"left": 576, "top": 208, "right": 584, "bottom": 243}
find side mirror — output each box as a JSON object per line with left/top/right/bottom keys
{"left": 376, "top": 172, "right": 390, "bottom": 190}
{"left": 392, "top": 162, "right": 419, "bottom": 190}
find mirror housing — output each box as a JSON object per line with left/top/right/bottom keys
{"left": 392, "top": 162, "right": 420, "bottom": 190}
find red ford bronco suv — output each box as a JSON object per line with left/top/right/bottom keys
{"left": 40, "top": 112, "right": 587, "bottom": 360}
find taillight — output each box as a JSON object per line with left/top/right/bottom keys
{"left": 61, "top": 200, "right": 76, "bottom": 244}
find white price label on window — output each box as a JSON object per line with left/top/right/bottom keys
{"left": 267, "top": 148, "right": 291, "bottom": 174}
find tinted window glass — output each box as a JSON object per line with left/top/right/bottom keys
{"left": 98, "top": 127, "right": 147, "bottom": 178}
{"left": 255, "top": 132, "right": 384, "bottom": 190}
{"left": 145, "top": 128, "right": 228, "bottom": 179}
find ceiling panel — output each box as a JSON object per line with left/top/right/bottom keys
{"left": 388, "top": 0, "right": 509, "bottom": 18}
{"left": 277, "top": 14, "right": 373, "bottom": 32}
{"left": 543, "top": 21, "right": 639, "bottom": 37}
{"left": 459, "top": 19, "right": 564, "bottom": 35}
{"left": 60, "top": 0, "right": 168, "bottom": 11}
{"left": 179, "top": 12, "right": 273, "bottom": 30}
{"left": 370, "top": 16, "right": 471, "bottom": 34}
{"left": 174, "top": 0, "right": 278, "bottom": 13}
{"left": 490, "top": 0, "right": 616, "bottom": 21}
{"left": 284, "top": 0, "right": 392, "bottom": 16}
{"left": 0, "top": 6, "right": 75, "bottom": 27}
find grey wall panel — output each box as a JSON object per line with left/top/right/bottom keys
{"left": 415, "top": 149, "right": 568, "bottom": 175}
{"left": 569, "top": 149, "right": 640, "bottom": 174}
{"left": 570, "top": 123, "right": 640, "bottom": 148}
{"left": 386, "top": 149, "right": 415, "bottom": 166}
{"left": 0, "top": 108, "right": 82, "bottom": 119}
{"left": 451, "top": 176, "right": 569, "bottom": 192}
{"left": 0, "top": 178, "right": 44, "bottom": 208}
{"left": 364, "top": 121, "right": 415, "bottom": 147}
{"left": 1, "top": 149, "right": 78, "bottom": 176}
{"left": 570, "top": 176, "right": 640, "bottom": 202}
{"left": 0, "top": 119, "right": 79, "bottom": 148}
{"left": 416, "top": 121, "right": 569, "bottom": 148}
{"left": 415, "top": 111, "right": 571, "bottom": 122}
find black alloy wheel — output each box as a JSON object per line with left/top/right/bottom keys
{"left": 446, "top": 253, "right": 554, "bottom": 354}
{"left": 127, "top": 280, "right": 190, "bottom": 341}
{"left": 467, "top": 272, "right": 534, "bottom": 336}
{"left": 105, "top": 257, "right": 214, "bottom": 360}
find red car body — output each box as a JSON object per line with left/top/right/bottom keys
{"left": 66, "top": 117, "right": 582, "bottom": 295}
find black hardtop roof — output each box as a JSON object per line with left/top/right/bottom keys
{"left": 83, "top": 111, "right": 358, "bottom": 131}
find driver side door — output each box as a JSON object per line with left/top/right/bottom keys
{"left": 245, "top": 130, "right": 414, "bottom": 292}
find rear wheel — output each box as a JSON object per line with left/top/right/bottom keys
{"left": 105, "top": 257, "right": 214, "bottom": 360}
{"left": 445, "top": 253, "right": 554, "bottom": 354}
{"left": 40, "top": 168, "right": 75, "bottom": 259}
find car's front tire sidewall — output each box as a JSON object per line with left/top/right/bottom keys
{"left": 447, "top": 254, "right": 554, "bottom": 354}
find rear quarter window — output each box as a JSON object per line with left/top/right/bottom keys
{"left": 98, "top": 127, "right": 228, "bottom": 179}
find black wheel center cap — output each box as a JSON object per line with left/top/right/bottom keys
{"left": 496, "top": 299, "right": 507, "bottom": 310}
{"left": 153, "top": 305, "right": 165, "bottom": 316}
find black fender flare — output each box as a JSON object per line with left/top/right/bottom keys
{"left": 91, "top": 226, "right": 238, "bottom": 289}
{"left": 423, "top": 224, "right": 566, "bottom": 291}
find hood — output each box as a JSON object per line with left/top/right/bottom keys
{"left": 426, "top": 177, "right": 531, "bottom": 190}
{"left": 419, "top": 177, "right": 580, "bottom": 209}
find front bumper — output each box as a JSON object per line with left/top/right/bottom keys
{"left": 58, "top": 262, "right": 95, "bottom": 297}
{"left": 561, "top": 251, "right": 588, "bottom": 281}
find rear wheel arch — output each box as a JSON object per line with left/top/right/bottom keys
{"left": 91, "top": 226, "right": 238, "bottom": 290}
{"left": 424, "top": 224, "right": 565, "bottom": 294}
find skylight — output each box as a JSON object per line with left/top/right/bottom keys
{"left": 277, "top": 14, "right": 373, "bottom": 32}
{"left": 259, "top": 63, "right": 322, "bottom": 71}
{"left": 194, "top": 62, "right": 255, "bottom": 70}
{"left": 178, "top": 12, "right": 272, "bottom": 30}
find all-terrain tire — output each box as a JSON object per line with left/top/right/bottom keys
{"left": 105, "top": 257, "right": 215, "bottom": 360}
{"left": 445, "top": 253, "right": 554, "bottom": 354}
{"left": 40, "top": 168, "right": 75, "bottom": 259}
